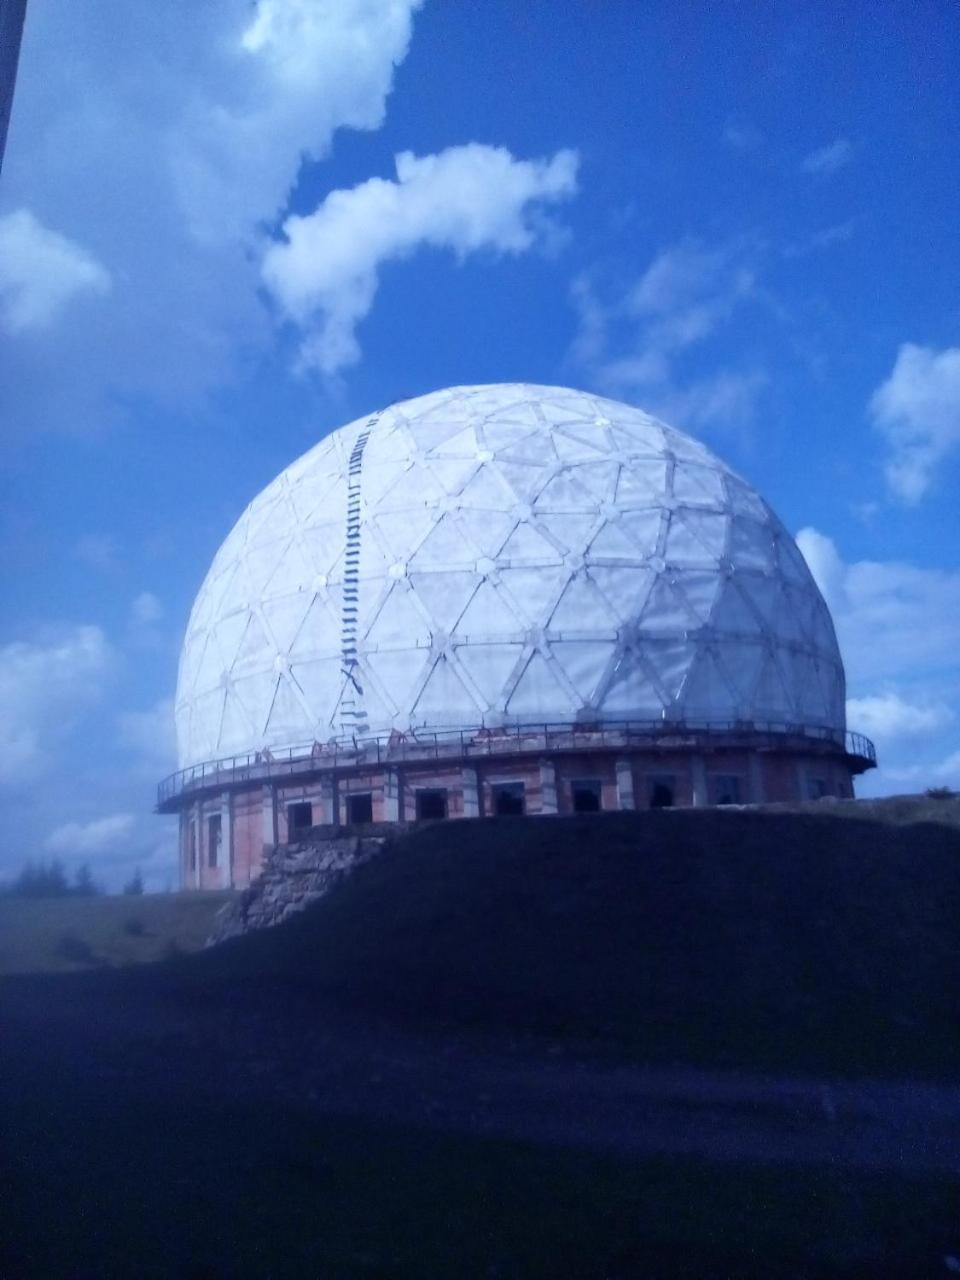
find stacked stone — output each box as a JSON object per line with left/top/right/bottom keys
{"left": 208, "top": 833, "right": 390, "bottom": 943}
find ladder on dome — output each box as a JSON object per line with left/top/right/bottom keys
{"left": 337, "top": 411, "right": 381, "bottom": 737}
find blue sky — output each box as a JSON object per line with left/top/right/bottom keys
{"left": 1, "top": 0, "right": 958, "bottom": 889}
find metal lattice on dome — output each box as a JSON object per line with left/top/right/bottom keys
{"left": 175, "top": 384, "right": 845, "bottom": 770}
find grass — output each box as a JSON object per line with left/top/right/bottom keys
{"left": 194, "top": 808, "right": 960, "bottom": 1079}
{"left": 2, "top": 1057, "right": 955, "bottom": 1278}
{"left": 0, "top": 891, "right": 232, "bottom": 974}
{"left": 3, "top": 808, "right": 959, "bottom": 1275}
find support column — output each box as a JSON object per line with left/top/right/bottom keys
{"left": 193, "top": 805, "right": 201, "bottom": 891}
{"left": 795, "top": 761, "right": 809, "bottom": 802}
{"left": 539, "top": 758, "right": 558, "bottom": 814}
{"left": 223, "top": 792, "right": 234, "bottom": 888}
{"left": 615, "top": 759, "right": 635, "bottom": 811}
{"left": 383, "top": 768, "right": 400, "bottom": 822}
{"left": 690, "top": 756, "right": 708, "bottom": 807}
{"left": 462, "top": 767, "right": 479, "bottom": 818}
{"left": 261, "top": 784, "right": 277, "bottom": 850}
{"left": 748, "top": 754, "right": 765, "bottom": 804}
{"left": 320, "top": 774, "right": 340, "bottom": 829}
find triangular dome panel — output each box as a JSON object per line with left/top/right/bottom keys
{"left": 505, "top": 651, "right": 576, "bottom": 717}
{"left": 454, "top": 579, "right": 522, "bottom": 639}
{"left": 408, "top": 571, "right": 479, "bottom": 633}
{"left": 412, "top": 656, "right": 482, "bottom": 724}
{"left": 454, "top": 642, "right": 523, "bottom": 708}
{"left": 549, "top": 572, "right": 619, "bottom": 632}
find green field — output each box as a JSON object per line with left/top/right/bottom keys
{"left": 0, "top": 891, "right": 232, "bottom": 974}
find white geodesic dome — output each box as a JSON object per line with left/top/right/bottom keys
{"left": 175, "top": 384, "right": 845, "bottom": 769}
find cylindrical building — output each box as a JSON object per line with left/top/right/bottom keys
{"left": 159, "top": 384, "right": 875, "bottom": 889}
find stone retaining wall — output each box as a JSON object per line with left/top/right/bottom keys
{"left": 208, "top": 832, "right": 392, "bottom": 943}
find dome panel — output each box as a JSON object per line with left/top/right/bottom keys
{"left": 175, "top": 384, "right": 847, "bottom": 767}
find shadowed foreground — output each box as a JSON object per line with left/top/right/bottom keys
{"left": 2, "top": 808, "right": 959, "bottom": 1276}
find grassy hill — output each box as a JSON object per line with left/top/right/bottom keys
{"left": 0, "top": 890, "right": 231, "bottom": 974}
{"left": 3, "top": 803, "right": 959, "bottom": 1276}
{"left": 193, "top": 805, "right": 960, "bottom": 1079}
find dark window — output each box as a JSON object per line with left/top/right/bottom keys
{"left": 187, "top": 822, "right": 196, "bottom": 870}
{"left": 346, "top": 791, "right": 373, "bottom": 824}
{"left": 492, "top": 782, "right": 525, "bottom": 816}
{"left": 571, "top": 779, "right": 602, "bottom": 813}
{"left": 416, "top": 789, "right": 448, "bottom": 820}
{"left": 712, "top": 775, "right": 741, "bottom": 806}
{"left": 648, "top": 778, "right": 675, "bottom": 809}
{"left": 287, "top": 801, "right": 313, "bottom": 836}
{"left": 810, "top": 777, "right": 830, "bottom": 799}
{"left": 207, "top": 814, "right": 222, "bottom": 868}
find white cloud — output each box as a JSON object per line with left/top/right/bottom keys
{"left": 74, "top": 534, "right": 120, "bottom": 572}
{"left": 800, "top": 137, "right": 854, "bottom": 175}
{"left": 0, "top": 626, "right": 115, "bottom": 785}
{"left": 868, "top": 343, "right": 960, "bottom": 502}
{"left": 263, "top": 143, "right": 579, "bottom": 375}
{"left": 845, "top": 692, "right": 952, "bottom": 741}
{"left": 45, "top": 813, "right": 135, "bottom": 856}
{"left": 797, "top": 527, "right": 960, "bottom": 794}
{"left": 797, "top": 527, "right": 960, "bottom": 684}
{"left": 0, "top": 209, "right": 109, "bottom": 334}
{"left": 1, "top": 0, "right": 423, "bottom": 429}
{"left": 118, "top": 698, "right": 177, "bottom": 774}
{"left": 723, "top": 121, "right": 762, "bottom": 149}
{"left": 130, "top": 592, "right": 163, "bottom": 626}
{"left": 569, "top": 239, "right": 765, "bottom": 431}
{"left": 174, "top": 0, "right": 424, "bottom": 244}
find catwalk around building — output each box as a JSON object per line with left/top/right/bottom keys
{"left": 159, "top": 384, "right": 876, "bottom": 889}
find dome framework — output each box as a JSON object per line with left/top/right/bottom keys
{"left": 161, "top": 385, "right": 875, "bottom": 890}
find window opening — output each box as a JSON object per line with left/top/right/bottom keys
{"left": 416, "top": 789, "right": 448, "bottom": 820}
{"left": 648, "top": 778, "right": 675, "bottom": 809}
{"left": 810, "top": 776, "right": 830, "bottom": 800}
{"left": 287, "top": 801, "right": 313, "bottom": 837}
{"left": 346, "top": 791, "right": 373, "bottom": 824}
{"left": 492, "top": 781, "right": 525, "bottom": 816}
{"left": 712, "top": 775, "right": 741, "bottom": 806}
{"left": 207, "top": 814, "right": 222, "bottom": 868}
{"left": 571, "top": 779, "right": 602, "bottom": 813}
{"left": 187, "top": 821, "right": 196, "bottom": 871}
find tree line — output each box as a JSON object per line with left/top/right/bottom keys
{"left": 0, "top": 860, "right": 145, "bottom": 897}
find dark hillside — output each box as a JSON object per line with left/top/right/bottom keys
{"left": 4, "top": 807, "right": 960, "bottom": 1276}
{"left": 191, "top": 807, "right": 960, "bottom": 1078}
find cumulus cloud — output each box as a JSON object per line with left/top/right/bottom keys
{"left": 130, "top": 592, "right": 163, "bottom": 626}
{"left": 800, "top": 137, "right": 853, "bottom": 175}
{"left": 0, "top": 209, "right": 109, "bottom": 334}
{"left": 723, "top": 121, "right": 762, "bottom": 149}
{"left": 174, "top": 0, "right": 424, "bottom": 244}
{"left": 73, "top": 534, "right": 120, "bottom": 573}
{"left": 797, "top": 527, "right": 960, "bottom": 792}
{"left": 118, "top": 698, "right": 177, "bottom": 774}
{"left": 263, "top": 144, "right": 579, "bottom": 374}
{"left": 0, "top": 626, "right": 115, "bottom": 785}
{"left": 1, "top": 0, "right": 423, "bottom": 428}
{"left": 868, "top": 343, "right": 960, "bottom": 502}
{"left": 45, "top": 813, "right": 135, "bottom": 856}
{"left": 569, "top": 238, "right": 765, "bottom": 430}
{"left": 845, "top": 692, "right": 952, "bottom": 741}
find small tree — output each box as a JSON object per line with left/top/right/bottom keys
{"left": 123, "top": 868, "right": 145, "bottom": 896}
{"left": 13, "top": 859, "right": 70, "bottom": 897}
{"left": 72, "top": 864, "right": 100, "bottom": 897}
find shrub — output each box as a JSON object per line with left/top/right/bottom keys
{"left": 926, "top": 786, "right": 957, "bottom": 800}
{"left": 54, "top": 934, "right": 97, "bottom": 965}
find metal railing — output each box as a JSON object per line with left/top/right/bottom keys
{"left": 157, "top": 719, "right": 876, "bottom": 809}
